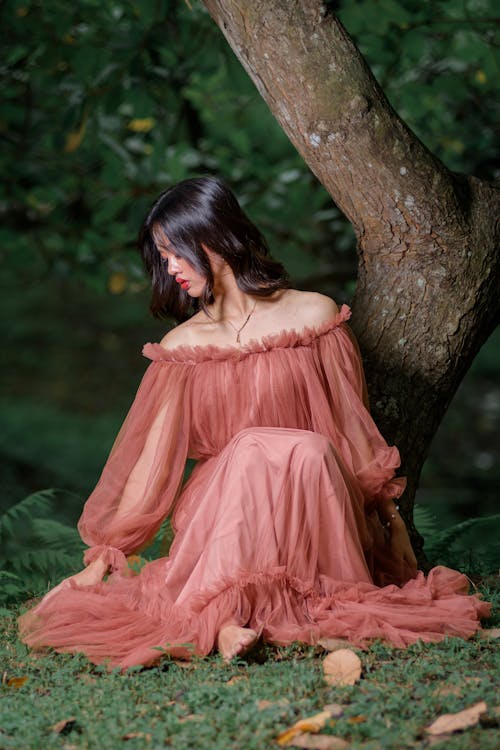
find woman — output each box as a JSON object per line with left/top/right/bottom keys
{"left": 19, "top": 176, "right": 489, "bottom": 667}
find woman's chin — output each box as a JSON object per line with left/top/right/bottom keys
{"left": 185, "top": 284, "right": 205, "bottom": 298}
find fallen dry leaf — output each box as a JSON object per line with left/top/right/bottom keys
{"left": 7, "top": 676, "right": 29, "bottom": 689}
{"left": 288, "top": 734, "right": 350, "bottom": 749}
{"left": 257, "top": 699, "right": 274, "bottom": 710}
{"left": 277, "top": 710, "right": 334, "bottom": 746}
{"left": 126, "top": 554, "right": 143, "bottom": 566}
{"left": 226, "top": 675, "right": 248, "bottom": 686}
{"left": 322, "top": 704, "right": 344, "bottom": 719}
{"left": 323, "top": 649, "right": 362, "bottom": 687}
{"left": 257, "top": 698, "right": 290, "bottom": 711}
{"left": 51, "top": 717, "right": 77, "bottom": 734}
{"left": 478, "top": 627, "right": 500, "bottom": 640}
{"left": 178, "top": 714, "right": 204, "bottom": 724}
{"left": 318, "top": 638, "right": 352, "bottom": 652}
{"left": 425, "top": 701, "right": 488, "bottom": 735}
{"left": 123, "top": 732, "right": 152, "bottom": 742}
{"left": 171, "top": 660, "right": 195, "bottom": 669}
{"left": 347, "top": 715, "right": 366, "bottom": 725}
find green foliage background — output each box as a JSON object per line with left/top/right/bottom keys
{"left": 1, "top": 0, "right": 499, "bottom": 597}
{"left": 2, "top": 0, "right": 497, "bottom": 291}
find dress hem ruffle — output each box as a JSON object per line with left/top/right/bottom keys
{"left": 18, "top": 562, "right": 490, "bottom": 671}
{"left": 142, "top": 304, "right": 352, "bottom": 364}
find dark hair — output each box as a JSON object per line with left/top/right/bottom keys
{"left": 138, "top": 175, "right": 290, "bottom": 321}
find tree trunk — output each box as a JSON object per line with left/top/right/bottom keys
{"left": 200, "top": 0, "right": 499, "bottom": 561}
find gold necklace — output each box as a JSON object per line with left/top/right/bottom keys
{"left": 225, "top": 300, "right": 257, "bottom": 344}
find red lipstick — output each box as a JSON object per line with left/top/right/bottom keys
{"left": 176, "top": 278, "right": 190, "bottom": 290}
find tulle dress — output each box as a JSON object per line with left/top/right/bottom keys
{"left": 18, "top": 305, "right": 489, "bottom": 668}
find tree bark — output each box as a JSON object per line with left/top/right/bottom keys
{"left": 200, "top": 0, "right": 499, "bottom": 561}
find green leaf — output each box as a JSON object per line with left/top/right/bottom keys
{"left": 426, "top": 514, "right": 500, "bottom": 560}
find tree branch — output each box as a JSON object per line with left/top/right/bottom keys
{"left": 200, "top": 0, "right": 500, "bottom": 560}
{"left": 201, "top": 0, "right": 469, "bottom": 246}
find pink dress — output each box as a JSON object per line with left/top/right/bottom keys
{"left": 18, "top": 305, "right": 489, "bottom": 668}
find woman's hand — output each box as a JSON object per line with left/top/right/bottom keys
{"left": 378, "top": 498, "right": 418, "bottom": 574}
{"left": 388, "top": 517, "right": 418, "bottom": 574}
{"left": 40, "top": 557, "right": 109, "bottom": 606}
{"left": 70, "top": 556, "right": 109, "bottom": 586}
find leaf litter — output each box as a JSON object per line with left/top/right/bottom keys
{"left": 322, "top": 649, "right": 362, "bottom": 687}
{"left": 425, "top": 700, "right": 488, "bottom": 735}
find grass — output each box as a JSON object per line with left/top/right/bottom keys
{"left": 1, "top": 579, "right": 499, "bottom": 750}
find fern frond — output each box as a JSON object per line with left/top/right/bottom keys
{"left": 10, "top": 548, "right": 81, "bottom": 575}
{"left": 31, "top": 518, "right": 84, "bottom": 551}
{"left": 425, "top": 514, "right": 500, "bottom": 559}
{"left": 0, "top": 570, "right": 23, "bottom": 582}
{"left": 0, "top": 570, "right": 25, "bottom": 603}
{"left": 413, "top": 505, "right": 439, "bottom": 539}
{"left": 0, "top": 489, "right": 55, "bottom": 538}
{"left": 0, "top": 489, "right": 86, "bottom": 603}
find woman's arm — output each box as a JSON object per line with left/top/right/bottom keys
{"left": 312, "top": 312, "right": 417, "bottom": 571}
{"left": 378, "top": 497, "right": 418, "bottom": 573}
{"left": 75, "top": 358, "right": 190, "bottom": 577}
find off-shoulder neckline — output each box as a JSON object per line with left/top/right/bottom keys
{"left": 142, "top": 304, "right": 351, "bottom": 364}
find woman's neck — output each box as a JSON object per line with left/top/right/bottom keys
{"left": 209, "top": 269, "right": 257, "bottom": 323}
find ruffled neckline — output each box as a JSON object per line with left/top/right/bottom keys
{"left": 142, "top": 304, "right": 351, "bottom": 364}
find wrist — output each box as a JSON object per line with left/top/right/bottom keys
{"left": 378, "top": 502, "right": 403, "bottom": 528}
{"left": 388, "top": 516, "right": 407, "bottom": 532}
{"left": 89, "top": 557, "right": 109, "bottom": 574}
{"left": 83, "top": 545, "right": 127, "bottom": 574}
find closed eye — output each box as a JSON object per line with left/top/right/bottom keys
{"left": 158, "top": 249, "right": 181, "bottom": 262}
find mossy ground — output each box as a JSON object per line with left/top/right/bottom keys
{"left": 1, "top": 579, "right": 498, "bottom": 750}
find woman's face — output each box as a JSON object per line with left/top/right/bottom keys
{"left": 156, "top": 235, "right": 207, "bottom": 298}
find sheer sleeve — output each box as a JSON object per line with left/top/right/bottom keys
{"left": 312, "top": 323, "right": 406, "bottom": 507}
{"left": 77, "top": 356, "right": 191, "bottom": 569}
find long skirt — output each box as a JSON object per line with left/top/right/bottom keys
{"left": 18, "top": 427, "right": 490, "bottom": 669}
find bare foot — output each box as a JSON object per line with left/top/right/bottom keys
{"left": 217, "top": 625, "right": 259, "bottom": 662}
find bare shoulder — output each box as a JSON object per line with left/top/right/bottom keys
{"left": 285, "top": 290, "right": 339, "bottom": 327}
{"left": 159, "top": 315, "right": 203, "bottom": 350}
